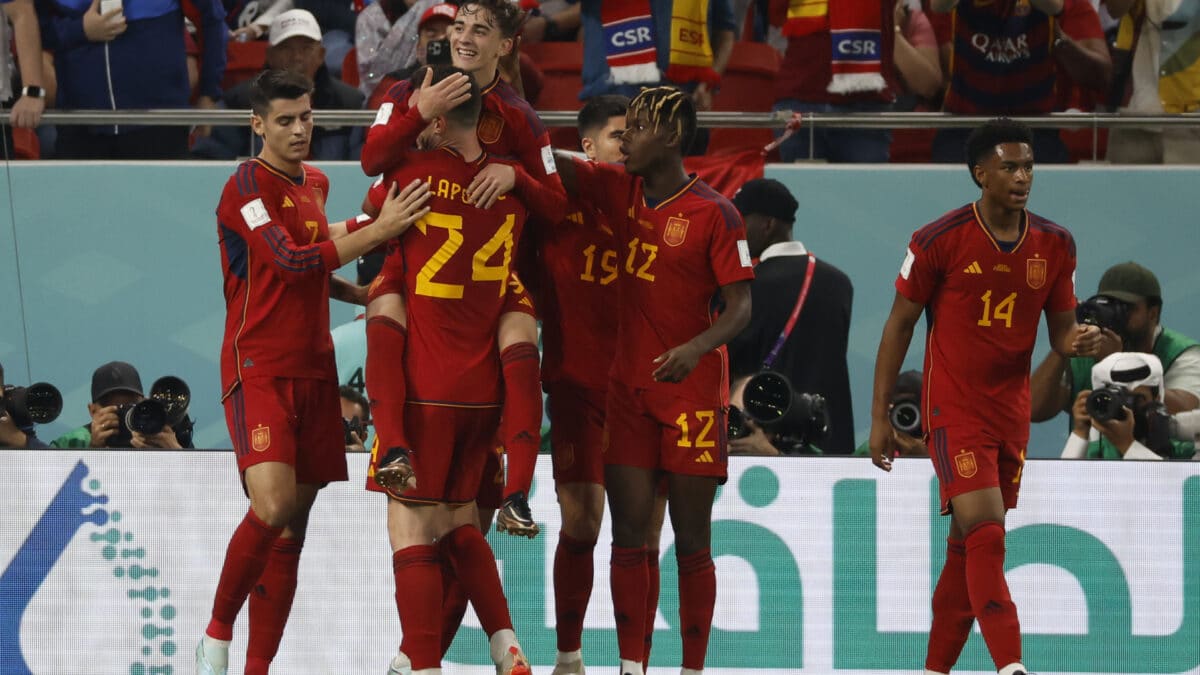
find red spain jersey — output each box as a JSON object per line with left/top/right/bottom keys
{"left": 216, "top": 160, "right": 341, "bottom": 399}
{"left": 368, "top": 147, "right": 529, "bottom": 407}
{"left": 895, "top": 203, "right": 1077, "bottom": 437}
{"left": 361, "top": 73, "right": 566, "bottom": 223}
{"left": 535, "top": 198, "right": 620, "bottom": 391}
{"left": 573, "top": 161, "right": 755, "bottom": 403}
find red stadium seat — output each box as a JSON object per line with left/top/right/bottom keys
{"left": 11, "top": 127, "right": 39, "bottom": 159}
{"left": 342, "top": 47, "right": 359, "bottom": 87}
{"left": 709, "top": 41, "right": 781, "bottom": 155}
{"left": 223, "top": 39, "right": 268, "bottom": 91}
{"left": 522, "top": 41, "right": 584, "bottom": 149}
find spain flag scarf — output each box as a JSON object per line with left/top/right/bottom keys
{"left": 602, "top": 0, "right": 720, "bottom": 86}
{"left": 784, "top": 0, "right": 886, "bottom": 94}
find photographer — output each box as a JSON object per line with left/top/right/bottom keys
{"left": 1032, "top": 262, "right": 1200, "bottom": 425}
{"left": 854, "top": 370, "right": 928, "bottom": 458}
{"left": 339, "top": 384, "right": 371, "bottom": 453}
{"left": 0, "top": 362, "right": 50, "bottom": 449}
{"left": 1062, "top": 352, "right": 1196, "bottom": 460}
{"left": 727, "top": 178, "right": 856, "bottom": 454}
{"left": 50, "top": 361, "right": 190, "bottom": 449}
{"left": 728, "top": 375, "right": 822, "bottom": 456}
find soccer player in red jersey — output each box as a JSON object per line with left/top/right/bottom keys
{"left": 869, "top": 118, "right": 1102, "bottom": 675}
{"left": 363, "top": 64, "right": 533, "bottom": 675}
{"left": 532, "top": 94, "right": 668, "bottom": 674}
{"left": 362, "top": 0, "right": 559, "bottom": 531}
{"left": 555, "top": 87, "right": 754, "bottom": 675}
{"left": 198, "top": 69, "right": 432, "bottom": 675}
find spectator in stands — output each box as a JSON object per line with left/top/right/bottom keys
{"left": 1, "top": 0, "right": 47, "bottom": 130}
{"left": 1104, "top": 0, "right": 1200, "bottom": 163}
{"left": 854, "top": 369, "right": 929, "bottom": 457}
{"left": 0, "top": 361, "right": 51, "bottom": 449}
{"left": 51, "top": 361, "right": 189, "bottom": 449}
{"left": 521, "top": 0, "right": 580, "bottom": 43}
{"left": 293, "top": 0, "right": 356, "bottom": 74}
{"left": 356, "top": 0, "right": 449, "bottom": 100}
{"left": 1032, "top": 261, "right": 1200, "bottom": 427}
{"left": 571, "top": 0, "right": 736, "bottom": 150}
{"left": 772, "top": 0, "right": 940, "bottom": 162}
{"left": 192, "top": 9, "right": 364, "bottom": 160}
{"left": 727, "top": 178, "right": 856, "bottom": 454}
{"left": 339, "top": 384, "right": 370, "bottom": 452}
{"left": 928, "top": 0, "right": 1111, "bottom": 163}
{"left": 38, "top": 0, "right": 226, "bottom": 159}
{"left": 1061, "top": 352, "right": 1196, "bottom": 459}
{"left": 227, "top": 0, "right": 293, "bottom": 41}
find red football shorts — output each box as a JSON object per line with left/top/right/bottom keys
{"left": 927, "top": 425, "right": 1026, "bottom": 515}
{"left": 367, "top": 245, "right": 405, "bottom": 303}
{"left": 547, "top": 382, "right": 607, "bottom": 486}
{"left": 502, "top": 272, "right": 537, "bottom": 317}
{"left": 372, "top": 403, "right": 501, "bottom": 504}
{"left": 224, "top": 377, "right": 347, "bottom": 484}
{"left": 603, "top": 380, "right": 728, "bottom": 482}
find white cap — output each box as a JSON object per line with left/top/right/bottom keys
{"left": 269, "top": 9, "right": 323, "bottom": 47}
{"left": 1091, "top": 352, "right": 1164, "bottom": 399}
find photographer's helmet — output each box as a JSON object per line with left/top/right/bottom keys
{"left": 1091, "top": 352, "right": 1164, "bottom": 401}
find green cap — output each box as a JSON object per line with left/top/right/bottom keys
{"left": 1097, "top": 261, "right": 1161, "bottom": 304}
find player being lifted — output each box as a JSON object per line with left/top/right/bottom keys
{"left": 531, "top": 94, "right": 669, "bottom": 674}
{"left": 554, "top": 86, "right": 754, "bottom": 675}
{"left": 198, "top": 69, "right": 431, "bottom": 675}
{"left": 364, "top": 64, "right": 533, "bottom": 675}
{"left": 869, "top": 118, "right": 1102, "bottom": 675}
{"left": 361, "top": 0, "right": 564, "bottom": 534}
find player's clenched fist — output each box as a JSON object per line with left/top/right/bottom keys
{"left": 868, "top": 419, "right": 896, "bottom": 472}
{"left": 376, "top": 179, "right": 432, "bottom": 237}
{"left": 1070, "top": 323, "right": 1103, "bottom": 358}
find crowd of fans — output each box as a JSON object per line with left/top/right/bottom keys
{"left": 1, "top": 0, "right": 1198, "bottom": 162}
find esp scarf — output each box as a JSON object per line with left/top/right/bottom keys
{"left": 602, "top": 0, "right": 660, "bottom": 84}
{"left": 784, "top": 0, "right": 886, "bottom": 94}
{"left": 665, "top": 0, "right": 721, "bottom": 85}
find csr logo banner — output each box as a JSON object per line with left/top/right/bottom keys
{"left": 831, "top": 29, "right": 882, "bottom": 61}
{"left": 2, "top": 453, "right": 1197, "bottom": 674}
{"left": 604, "top": 16, "right": 655, "bottom": 55}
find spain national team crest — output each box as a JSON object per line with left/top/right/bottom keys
{"left": 477, "top": 112, "right": 504, "bottom": 145}
{"left": 663, "top": 217, "right": 690, "bottom": 247}
{"left": 954, "top": 450, "right": 978, "bottom": 478}
{"left": 1026, "top": 257, "right": 1047, "bottom": 289}
{"left": 251, "top": 424, "right": 271, "bottom": 453}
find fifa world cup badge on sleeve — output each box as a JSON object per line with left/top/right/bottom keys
{"left": 541, "top": 145, "right": 557, "bottom": 175}
{"left": 900, "top": 248, "right": 915, "bottom": 280}
{"left": 241, "top": 198, "right": 271, "bottom": 230}
{"left": 373, "top": 102, "right": 393, "bottom": 127}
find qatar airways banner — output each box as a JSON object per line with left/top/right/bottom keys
{"left": 1, "top": 453, "right": 1197, "bottom": 675}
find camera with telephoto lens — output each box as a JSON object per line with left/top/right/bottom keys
{"left": 741, "top": 371, "right": 829, "bottom": 450}
{"left": 343, "top": 415, "right": 365, "bottom": 446}
{"left": 726, "top": 405, "right": 751, "bottom": 440}
{"left": 110, "top": 376, "right": 191, "bottom": 447}
{"left": 1085, "top": 384, "right": 1138, "bottom": 422}
{"left": 1087, "top": 383, "right": 1173, "bottom": 456}
{"left": 1076, "top": 295, "right": 1130, "bottom": 336}
{"left": 3, "top": 382, "right": 63, "bottom": 428}
{"left": 889, "top": 399, "right": 921, "bottom": 437}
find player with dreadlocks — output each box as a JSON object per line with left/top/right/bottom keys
{"left": 555, "top": 86, "right": 754, "bottom": 675}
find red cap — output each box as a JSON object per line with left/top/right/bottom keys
{"left": 420, "top": 3, "right": 457, "bottom": 28}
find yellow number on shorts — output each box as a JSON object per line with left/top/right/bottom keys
{"left": 414, "top": 212, "right": 514, "bottom": 299}
{"left": 676, "top": 410, "right": 717, "bottom": 448}
{"left": 977, "top": 290, "right": 1017, "bottom": 328}
{"left": 472, "top": 214, "right": 515, "bottom": 297}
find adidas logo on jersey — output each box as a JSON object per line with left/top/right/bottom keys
{"left": 281, "top": 196, "right": 295, "bottom": 208}
{"left": 963, "top": 261, "right": 983, "bottom": 274}
{"left": 695, "top": 451, "right": 715, "bottom": 463}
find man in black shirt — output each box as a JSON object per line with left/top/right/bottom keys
{"left": 728, "top": 178, "right": 856, "bottom": 454}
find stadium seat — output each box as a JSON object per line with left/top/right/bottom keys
{"left": 342, "top": 47, "right": 359, "bottom": 87}
{"left": 709, "top": 41, "right": 781, "bottom": 155}
{"left": 10, "top": 127, "right": 39, "bottom": 159}
{"left": 522, "top": 41, "right": 584, "bottom": 149}
{"left": 223, "top": 39, "right": 268, "bottom": 91}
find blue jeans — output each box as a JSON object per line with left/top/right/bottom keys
{"left": 772, "top": 100, "right": 892, "bottom": 163}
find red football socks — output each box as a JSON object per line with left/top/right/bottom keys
{"left": 677, "top": 549, "right": 716, "bottom": 671}
{"left": 643, "top": 549, "right": 661, "bottom": 668}
{"left": 499, "top": 342, "right": 542, "bottom": 497}
{"left": 393, "top": 545, "right": 443, "bottom": 670}
{"left": 965, "top": 522, "right": 1022, "bottom": 670}
{"left": 366, "top": 315, "right": 410, "bottom": 454}
{"left": 245, "top": 537, "right": 303, "bottom": 675}
{"left": 610, "top": 545, "right": 649, "bottom": 661}
{"left": 440, "top": 525, "right": 514, "bottom": 635}
{"left": 553, "top": 533, "right": 597, "bottom": 652}
{"left": 926, "top": 537, "right": 974, "bottom": 673}
{"left": 439, "top": 544, "right": 469, "bottom": 657}
{"left": 207, "top": 509, "right": 284, "bottom": 641}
